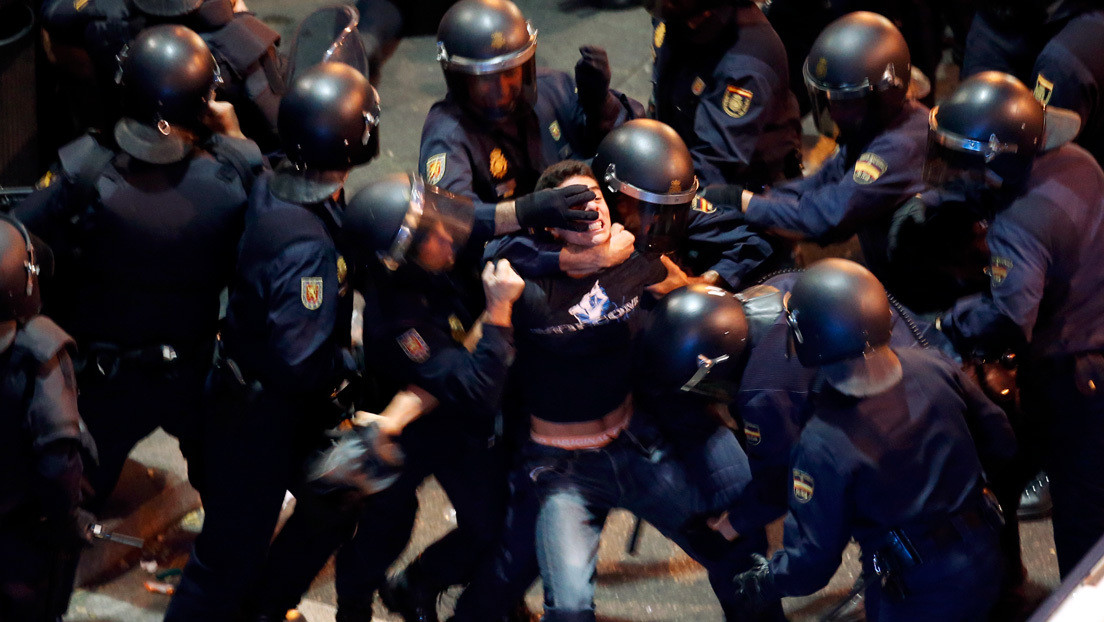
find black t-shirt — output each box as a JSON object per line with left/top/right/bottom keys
{"left": 512, "top": 253, "right": 667, "bottom": 423}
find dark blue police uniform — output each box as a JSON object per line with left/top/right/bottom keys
{"left": 248, "top": 261, "right": 515, "bottom": 617}
{"left": 1, "top": 316, "right": 91, "bottom": 621}
{"left": 1032, "top": 10, "right": 1104, "bottom": 165}
{"left": 651, "top": 4, "right": 802, "bottom": 189}
{"left": 725, "top": 272, "right": 951, "bottom": 539}
{"left": 14, "top": 132, "right": 257, "bottom": 511}
{"left": 41, "top": 0, "right": 284, "bottom": 151}
{"left": 743, "top": 100, "right": 930, "bottom": 284}
{"left": 768, "top": 348, "right": 1014, "bottom": 621}
{"left": 420, "top": 68, "right": 641, "bottom": 209}
{"left": 165, "top": 170, "right": 352, "bottom": 622}
{"left": 940, "top": 143, "right": 1104, "bottom": 577}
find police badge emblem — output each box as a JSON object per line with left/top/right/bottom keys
{"left": 793, "top": 469, "right": 814, "bottom": 503}
{"left": 549, "top": 121, "right": 562, "bottom": 141}
{"left": 1034, "top": 73, "right": 1054, "bottom": 107}
{"left": 745, "top": 423, "right": 762, "bottom": 445}
{"left": 722, "top": 85, "right": 753, "bottom": 118}
{"left": 426, "top": 153, "right": 446, "bottom": 185}
{"left": 653, "top": 22, "right": 666, "bottom": 49}
{"left": 490, "top": 148, "right": 509, "bottom": 180}
{"left": 397, "top": 328, "right": 430, "bottom": 363}
{"left": 301, "top": 277, "right": 323, "bottom": 310}
{"left": 691, "top": 77, "right": 705, "bottom": 96}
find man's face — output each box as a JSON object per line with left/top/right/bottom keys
{"left": 413, "top": 221, "right": 457, "bottom": 273}
{"left": 552, "top": 175, "right": 612, "bottom": 248}
{"left": 467, "top": 66, "right": 524, "bottom": 119}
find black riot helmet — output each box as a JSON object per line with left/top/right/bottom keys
{"left": 592, "top": 119, "right": 698, "bottom": 254}
{"left": 803, "top": 11, "right": 910, "bottom": 140}
{"left": 344, "top": 173, "right": 475, "bottom": 273}
{"left": 638, "top": 284, "right": 749, "bottom": 402}
{"left": 785, "top": 259, "right": 893, "bottom": 367}
{"left": 925, "top": 72, "right": 1046, "bottom": 197}
{"left": 0, "top": 214, "right": 41, "bottom": 324}
{"left": 130, "top": 0, "right": 202, "bottom": 17}
{"left": 113, "top": 24, "right": 222, "bottom": 164}
{"left": 436, "top": 0, "right": 538, "bottom": 122}
{"left": 272, "top": 62, "right": 381, "bottom": 204}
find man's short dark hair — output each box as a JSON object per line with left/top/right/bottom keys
{"left": 535, "top": 160, "right": 597, "bottom": 192}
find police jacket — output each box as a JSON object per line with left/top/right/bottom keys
{"left": 0, "top": 317, "right": 92, "bottom": 525}
{"left": 223, "top": 172, "right": 353, "bottom": 400}
{"left": 1032, "top": 10, "right": 1104, "bottom": 165}
{"left": 743, "top": 100, "right": 930, "bottom": 279}
{"left": 15, "top": 133, "right": 257, "bottom": 355}
{"left": 651, "top": 4, "right": 802, "bottom": 189}
{"left": 941, "top": 144, "right": 1104, "bottom": 360}
{"left": 768, "top": 348, "right": 1014, "bottom": 596}
{"left": 727, "top": 271, "right": 955, "bottom": 536}
{"left": 366, "top": 263, "right": 515, "bottom": 439}
{"left": 419, "top": 68, "right": 643, "bottom": 242}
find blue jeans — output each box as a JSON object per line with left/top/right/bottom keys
{"left": 526, "top": 416, "right": 759, "bottom": 622}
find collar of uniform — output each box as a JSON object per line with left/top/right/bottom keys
{"left": 0, "top": 320, "right": 16, "bottom": 355}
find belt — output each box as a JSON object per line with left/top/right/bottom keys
{"left": 918, "top": 507, "right": 989, "bottom": 549}
{"left": 530, "top": 396, "right": 633, "bottom": 450}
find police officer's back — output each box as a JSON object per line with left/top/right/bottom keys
{"left": 164, "top": 61, "right": 379, "bottom": 622}
{"left": 41, "top": 0, "right": 284, "bottom": 151}
{"left": 0, "top": 215, "right": 95, "bottom": 622}
{"left": 733, "top": 260, "right": 1014, "bottom": 621}
{"left": 14, "top": 24, "right": 261, "bottom": 508}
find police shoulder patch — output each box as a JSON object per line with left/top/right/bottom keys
{"left": 853, "top": 152, "right": 888, "bottom": 184}
{"left": 1034, "top": 73, "right": 1054, "bottom": 107}
{"left": 426, "top": 153, "right": 446, "bottom": 186}
{"left": 722, "top": 85, "right": 753, "bottom": 118}
{"left": 691, "top": 77, "right": 705, "bottom": 97}
{"left": 744, "top": 422, "right": 762, "bottom": 446}
{"left": 988, "top": 256, "right": 1014, "bottom": 285}
{"left": 692, "top": 196, "right": 716, "bottom": 214}
{"left": 301, "top": 277, "right": 323, "bottom": 310}
{"left": 397, "top": 328, "right": 430, "bottom": 363}
{"left": 793, "top": 468, "right": 814, "bottom": 503}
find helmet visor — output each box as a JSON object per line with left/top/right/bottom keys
{"left": 446, "top": 60, "right": 535, "bottom": 121}
{"left": 436, "top": 22, "right": 537, "bottom": 76}
{"left": 383, "top": 180, "right": 474, "bottom": 271}
{"left": 286, "top": 5, "right": 370, "bottom": 83}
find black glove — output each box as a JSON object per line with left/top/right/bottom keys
{"left": 701, "top": 183, "right": 745, "bottom": 208}
{"left": 681, "top": 514, "right": 740, "bottom": 561}
{"left": 574, "top": 45, "right": 612, "bottom": 113}
{"left": 514, "top": 185, "right": 598, "bottom": 231}
{"left": 731, "top": 553, "right": 779, "bottom": 616}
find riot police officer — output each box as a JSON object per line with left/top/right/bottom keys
{"left": 648, "top": 0, "right": 802, "bottom": 190}
{"left": 930, "top": 71, "right": 1104, "bottom": 578}
{"left": 14, "top": 24, "right": 261, "bottom": 512}
{"left": 732, "top": 259, "right": 1014, "bottom": 621}
{"left": 41, "top": 0, "right": 284, "bottom": 151}
{"left": 961, "top": 0, "right": 1095, "bottom": 82}
{"left": 163, "top": 61, "right": 377, "bottom": 622}
{"left": 421, "top": 0, "right": 647, "bottom": 276}
{"left": 705, "top": 12, "right": 930, "bottom": 291}
{"left": 0, "top": 214, "right": 95, "bottom": 622}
